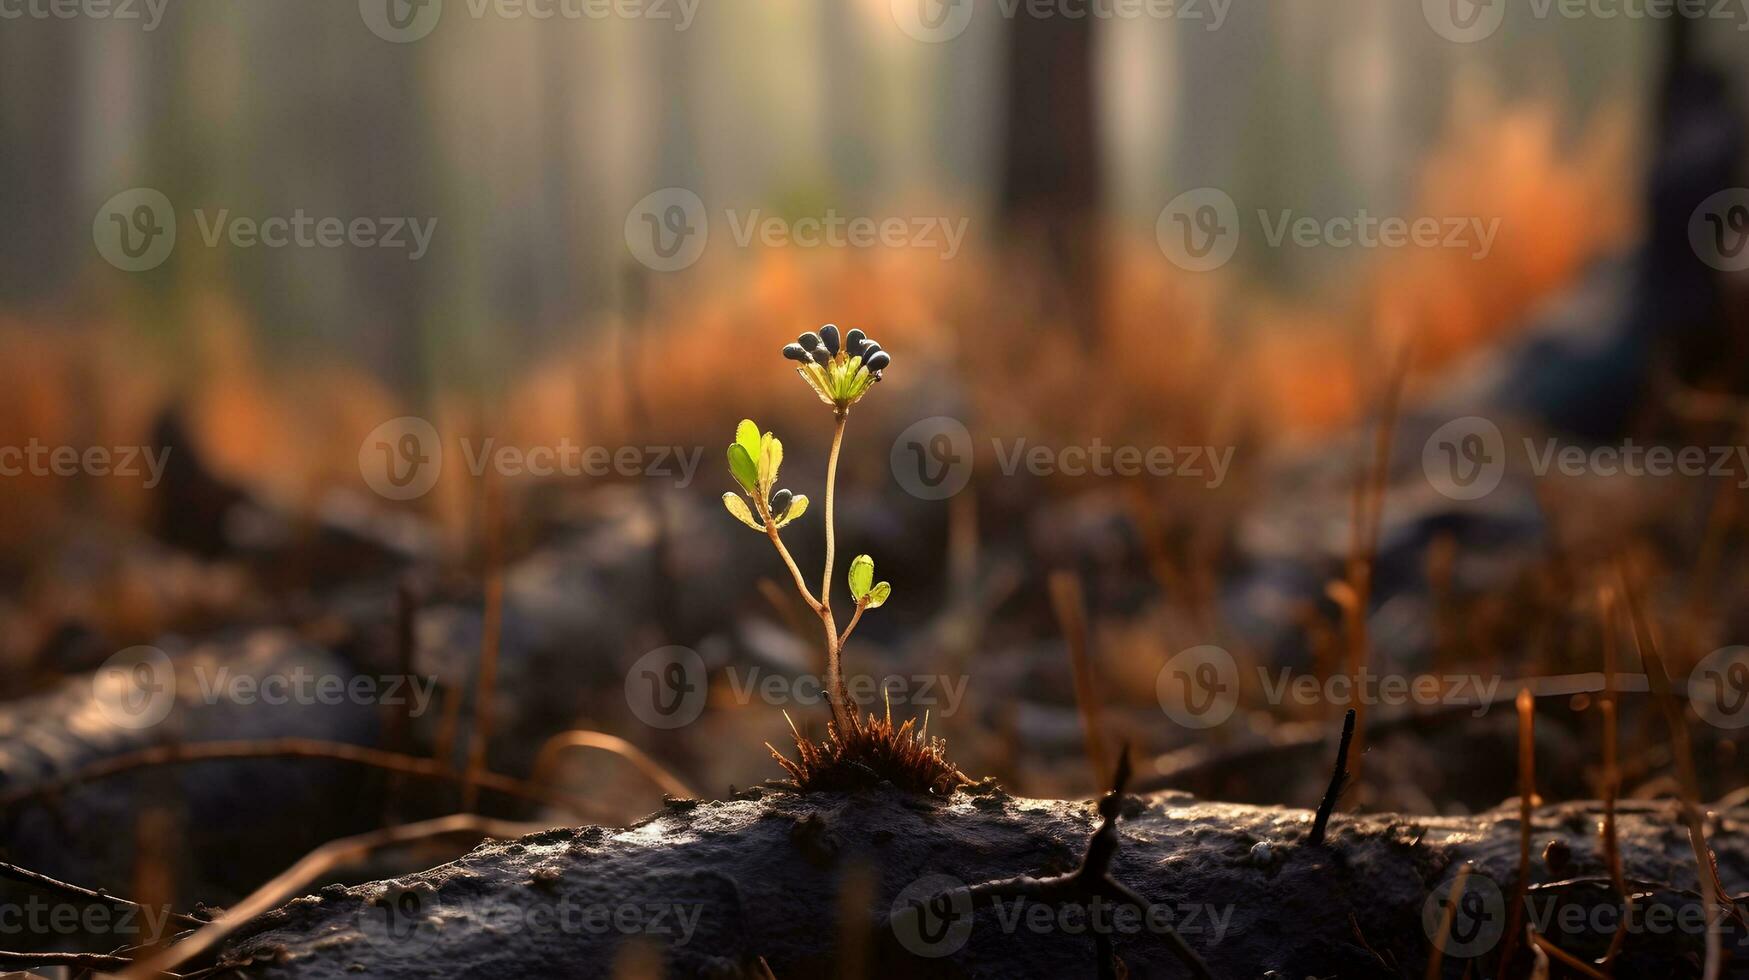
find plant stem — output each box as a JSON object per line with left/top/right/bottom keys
{"left": 766, "top": 524, "right": 821, "bottom": 612}
{"left": 821, "top": 411, "right": 851, "bottom": 729}
{"left": 838, "top": 601, "right": 866, "bottom": 647}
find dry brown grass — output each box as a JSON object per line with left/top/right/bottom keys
{"left": 768, "top": 697, "right": 969, "bottom": 797}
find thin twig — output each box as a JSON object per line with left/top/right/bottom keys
{"left": 1497, "top": 688, "right": 1537, "bottom": 972}
{"left": 1618, "top": 563, "right": 1728, "bottom": 980}
{"left": 1425, "top": 864, "right": 1474, "bottom": 980}
{"left": 530, "top": 729, "right": 698, "bottom": 799}
{"left": 1528, "top": 931, "right": 1608, "bottom": 979}
{"left": 0, "top": 950, "right": 159, "bottom": 972}
{"left": 0, "top": 860, "right": 205, "bottom": 930}
{"left": 123, "top": 813, "right": 540, "bottom": 979}
{"left": 913, "top": 748, "right": 1214, "bottom": 979}
{"left": 464, "top": 473, "right": 505, "bottom": 813}
{"left": 1049, "top": 571, "right": 1109, "bottom": 787}
{"left": 1309, "top": 708, "right": 1356, "bottom": 846}
{"left": 0, "top": 738, "right": 614, "bottom": 822}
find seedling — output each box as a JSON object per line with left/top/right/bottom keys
{"left": 723, "top": 326, "right": 964, "bottom": 794}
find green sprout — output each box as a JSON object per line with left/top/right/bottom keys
{"left": 721, "top": 323, "right": 893, "bottom": 735}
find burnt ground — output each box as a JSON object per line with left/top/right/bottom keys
{"left": 206, "top": 785, "right": 1748, "bottom": 979}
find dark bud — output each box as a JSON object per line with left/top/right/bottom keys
{"left": 798, "top": 332, "right": 822, "bottom": 351}
{"left": 864, "top": 350, "right": 891, "bottom": 372}
{"left": 820, "top": 324, "right": 840, "bottom": 356}
{"left": 782, "top": 344, "right": 810, "bottom": 363}
{"left": 860, "top": 340, "right": 882, "bottom": 358}
{"left": 844, "top": 328, "right": 867, "bottom": 357}
{"left": 811, "top": 346, "right": 832, "bottom": 367}
{"left": 769, "top": 488, "right": 793, "bottom": 519}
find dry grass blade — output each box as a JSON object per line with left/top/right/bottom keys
{"left": 531, "top": 729, "right": 698, "bottom": 800}
{"left": 1617, "top": 563, "right": 1728, "bottom": 980}
{"left": 0, "top": 737, "right": 615, "bottom": 822}
{"left": 1050, "top": 569, "right": 1110, "bottom": 789}
{"left": 123, "top": 813, "right": 542, "bottom": 978}
{"left": 1425, "top": 863, "right": 1474, "bottom": 980}
{"left": 1342, "top": 338, "right": 1412, "bottom": 789}
{"left": 768, "top": 696, "right": 969, "bottom": 796}
{"left": 1497, "top": 688, "right": 1537, "bottom": 973}
{"left": 463, "top": 471, "right": 506, "bottom": 813}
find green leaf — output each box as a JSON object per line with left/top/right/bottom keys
{"left": 866, "top": 582, "right": 891, "bottom": 608}
{"left": 735, "top": 419, "right": 762, "bottom": 462}
{"left": 773, "top": 494, "right": 808, "bottom": 529}
{"left": 797, "top": 364, "right": 835, "bottom": 406}
{"left": 727, "top": 444, "right": 758, "bottom": 494}
{"left": 722, "top": 492, "right": 761, "bottom": 530}
{"left": 758, "top": 432, "right": 783, "bottom": 497}
{"left": 848, "top": 554, "right": 874, "bottom": 600}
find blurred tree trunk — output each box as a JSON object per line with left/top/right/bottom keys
{"left": 998, "top": 13, "right": 1101, "bottom": 337}
{"left": 0, "top": 25, "right": 79, "bottom": 305}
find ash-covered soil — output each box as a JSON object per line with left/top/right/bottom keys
{"left": 211, "top": 784, "right": 1747, "bottom": 978}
